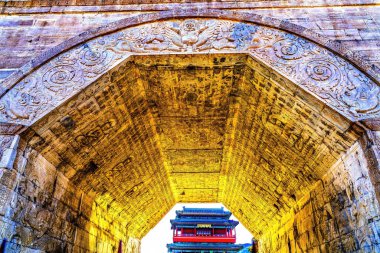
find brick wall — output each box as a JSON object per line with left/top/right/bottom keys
{"left": 259, "top": 142, "right": 380, "bottom": 253}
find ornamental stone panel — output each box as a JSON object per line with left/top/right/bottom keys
{"left": 1, "top": 19, "right": 380, "bottom": 126}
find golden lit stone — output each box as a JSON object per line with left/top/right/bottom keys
{"left": 18, "top": 54, "right": 367, "bottom": 243}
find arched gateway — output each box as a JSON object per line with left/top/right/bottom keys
{"left": 0, "top": 11, "right": 380, "bottom": 252}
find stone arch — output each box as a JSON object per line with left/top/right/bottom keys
{"left": 1, "top": 13, "right": 380, "bottom": 253}
{"left": 6, "top": 52, "right": 379, "bottom": 252}
{"left": 1, "top": 13, "right": 380, "bottom": 127}
{"left": 1, "top": 9, "right": 378, "bottom": 90}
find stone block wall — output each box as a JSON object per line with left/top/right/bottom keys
{"left": 0, "top": 5, "right": 379, "bottom": 82}
{"left": 362, "top": 131, "right": 380, "bottom": 206}
{"left": 259, "top": 142, "right": 380, "bottom": 253}
{"left": 0, "top": 137, "right": 140, "bottom": 252}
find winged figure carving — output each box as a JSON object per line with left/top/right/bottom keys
{"left": 163, "top": 20, "right": 237, "bottom": 52}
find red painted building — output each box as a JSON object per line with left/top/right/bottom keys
{"left": 167, "top": 207, "right": 247, "bottom": 253}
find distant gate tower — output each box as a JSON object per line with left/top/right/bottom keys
{"left": 167, "top": 207, "right": 248, "bottom": 253}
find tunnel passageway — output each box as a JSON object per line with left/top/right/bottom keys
{"left": 0, "top": 17, "right": 379, "bottom": 253}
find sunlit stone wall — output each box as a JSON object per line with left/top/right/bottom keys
{"left": 0, "top": 138, "right": 139, "bottom": 252}
{"left": 126, "top": 237, "right": 141, "bottom": 253}
{"left": 0, "top": 2, "right": 379, "bottom": 252}
{"left": 259, "top": 142, "right": 380, "bottom": 252}
{"left": 0, "top": 3, "right": 379, "bottom": 82}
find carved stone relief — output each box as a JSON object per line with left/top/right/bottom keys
{"left": 0, "top": 136, "right": 13, "bottom": 159}
{"left": 0, "top": 19, "right": 379, "bottom": 125}
{"left": 259, "top": 143, "right": 380, "bottom": 252}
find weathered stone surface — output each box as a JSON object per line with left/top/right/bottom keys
{"left": 219, "top": 58, "right": 363, "bottom": 236}
{"left": 0, "top": 54, "right": 378, "bottom": 252}
{"left": 12, "top": 54, "right": 363, "bottom": 241}
{"left": 0, "top": 3, "right": 379, "bottom": 252}
{"left": 0, "top": 135, "right": 19, "bottom": 169}
{"left": 1, "top": 0, "right": 376, "bottom": 7}
{"left": 0, "top": 138, "right": 139, "bottom": 252}
{"left": 259, "top": 142, "right": 380, "bottom": 252}
{"left": 1, "top": 7, "right": 379, "bottom": 85}
{"left": 1, "top": 19, "right": 379, "bottom": 125}
{"left": 361, "top": 130, "right": 380, "bottom": 208}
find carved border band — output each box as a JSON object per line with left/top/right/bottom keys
{"left": 0, "top": 19, "right": 379, "bottom": 125}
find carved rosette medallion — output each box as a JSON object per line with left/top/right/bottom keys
{"left": 42, "top": 65, "right": 80, "bottom": 94}
{"left": 342, "top": 70, "right": 380, "bottom": 114}
{"left": 306, "top": 60, "right": 337, "bottom": 82}
{"left": 273, "top": 39, "right": 306, "bottom": 60}
{"left": 302, "top": 58, "right": 343, "bottom": 98}
{"left": 0, "top": 18, "right": 379, "bottom": 124}
{"left": 77, "top": 46, "right": 115, "bottom": 78}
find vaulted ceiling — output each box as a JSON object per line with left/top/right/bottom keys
{"left": 22, "top": 54, "right": 362, "bottom": 238}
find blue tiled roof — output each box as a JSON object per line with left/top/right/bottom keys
{"left": 176, "top": 207, "right": 232, "bottom": 218}
{"left": 181, "top": 207, "right": 228, "bottom": 214}
{"left": 171, "top": 207, "right": 239, "bottom": 229}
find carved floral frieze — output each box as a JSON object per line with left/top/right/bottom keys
{"left": 0, "top": 19, "right": 379, "bottom": 124}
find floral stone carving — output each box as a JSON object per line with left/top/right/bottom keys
{"left": 0, "top": 19, "right": 379, "bottom": 124}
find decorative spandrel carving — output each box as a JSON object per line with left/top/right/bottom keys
{"left": 0, "top": 19, "right": 379, "bottom": 125}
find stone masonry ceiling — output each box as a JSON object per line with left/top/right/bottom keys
{"left": 21, "top": 54, "right": 363, "bottom": 238}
